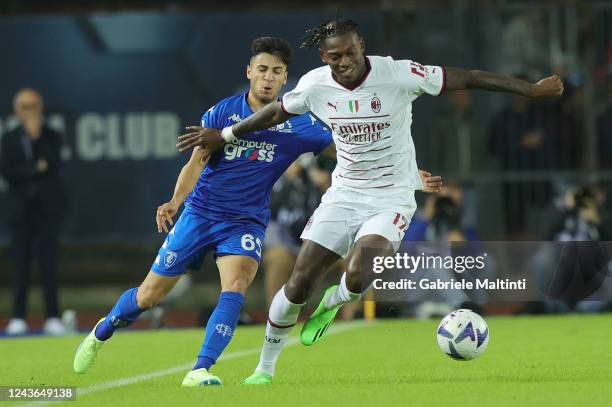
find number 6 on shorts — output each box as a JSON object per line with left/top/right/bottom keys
{"left": 241, "top": 234, "right": 262, "bottom": 256}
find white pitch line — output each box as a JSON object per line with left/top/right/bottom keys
{"left": 21, "top": 320, "right": 370, "bottom": 406}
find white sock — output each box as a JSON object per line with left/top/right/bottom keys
{"left": 255, "top": 286, "right": 304, "bottom": 377}
{"left": 326, "top": 273, "right": 361, "bottom": 309}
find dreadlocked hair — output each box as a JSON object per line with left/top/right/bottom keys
{"left": 300, "top": 18, "right": 359, "bottom": 49}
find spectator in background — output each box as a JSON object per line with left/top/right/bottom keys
{"left": 500, "top": 9, "right": 550, "bottom": 79}
{"left": 597, "top": 83, "right": 612, "bottom": 169}
{"left": 402, "top": 185, "right": 485, "bottom": 318}
{"left": 489, "top": 91, "right": 551, "bottom": 236}
{"left": 0, "top": 88, "right": 68, "bottom": 335}
{"left": 547, "top": 185, "right": 611, "bottom": 242}
{"left": 489, "top": 92, "right": 549, "bottom": 171}
{"left": 426, "top": 90, "right": 489, "bottom": 175}
{"left": 542, "top": 82, "right": 585, "bottom": 170}
{"left": 597, "top": 83, "right": 612, "bottom": 219}
{"left": 263, "top": 157, "right": 330, "bottom": 306}
{"left": 403, "top": 185, "right": 480, "bottom": 243}
{"left": 526, "top": 185, "right": 612, "bottom": 314}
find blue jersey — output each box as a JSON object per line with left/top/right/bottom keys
{"left": 184, "top": 93, "right": 332, "bottom": 227}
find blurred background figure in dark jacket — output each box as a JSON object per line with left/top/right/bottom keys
{"left": 0, "top": 88, "right": 68, "bottom": 335}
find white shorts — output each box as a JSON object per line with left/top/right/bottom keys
{"left": 300, "top": 194, "right": 417, "bottom": 258}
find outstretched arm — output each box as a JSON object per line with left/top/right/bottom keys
{"left": 176, "top": 102, "right": 291, "bottom": 152}
{"left": 233, "top": 102, "right": 290, "bottom": 136}
{"left": 445, "top": 67, "right": 564, "bottom": 98}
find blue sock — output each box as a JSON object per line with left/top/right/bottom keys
{"left": 95, "top": 288, "right": 146, "bottom": 341}
{"left": 193, "top": 291, "right": 244, "bottom": 371}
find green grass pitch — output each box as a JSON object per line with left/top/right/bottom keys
{"left": 1, "top": 315, "right": 611, "bottom": 406}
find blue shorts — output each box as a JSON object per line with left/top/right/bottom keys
{"left": 151, "top": 207, "right": 266, "bottom": 277}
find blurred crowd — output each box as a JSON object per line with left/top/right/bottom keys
{"left": 396, "top": 8, "right": 612, "bottom": 317}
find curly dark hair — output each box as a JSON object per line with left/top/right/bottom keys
{"left": 300, "top": 17, "right": 359, "bottom": 49}
{"left": 251, "top": 37, "right": 293, "bottom": 66}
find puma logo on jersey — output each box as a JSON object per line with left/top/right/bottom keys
{"left": 327, "top": 101, "right": 338, "bottom": 111}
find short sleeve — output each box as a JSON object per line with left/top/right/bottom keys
{"left": 281, "top": 75, "right": 313, "bottom": 115}
{"left": 201, "top": 103, "right": 224, "bottom": 129}
{"left": 299, "top": 114, "right": 333, "bottom": 155}
{"left": 394, "top": 60, "right": 446, "bottom": 97}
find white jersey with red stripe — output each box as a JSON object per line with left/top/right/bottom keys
{"left": 282, "top": 55, "right": 445, "bottom": 211}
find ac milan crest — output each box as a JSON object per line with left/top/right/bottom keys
{"left": 371, "top": 97, "right": 381, "bottom": 113}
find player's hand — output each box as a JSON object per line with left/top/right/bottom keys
{"left": 156, "top": 200, "right": 179, "bottom": 233}
{"left": 176, "top": 126, "right": 225, "bottom": 152}
{"left": 419, "top": 170, "right": 443, "bottom": 193}
{"left": 531, "top": 75, "right": 564, "bottom": 98}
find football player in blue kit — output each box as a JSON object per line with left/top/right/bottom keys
{"left": 73, "top": 36, "right": 442, "bottom": 387}
{"left": 72, "top": 36, "right": 333, "bottom": 386}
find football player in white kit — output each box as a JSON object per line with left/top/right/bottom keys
{"left": 177, "top": 18, "right": 564, "bottom": 384}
